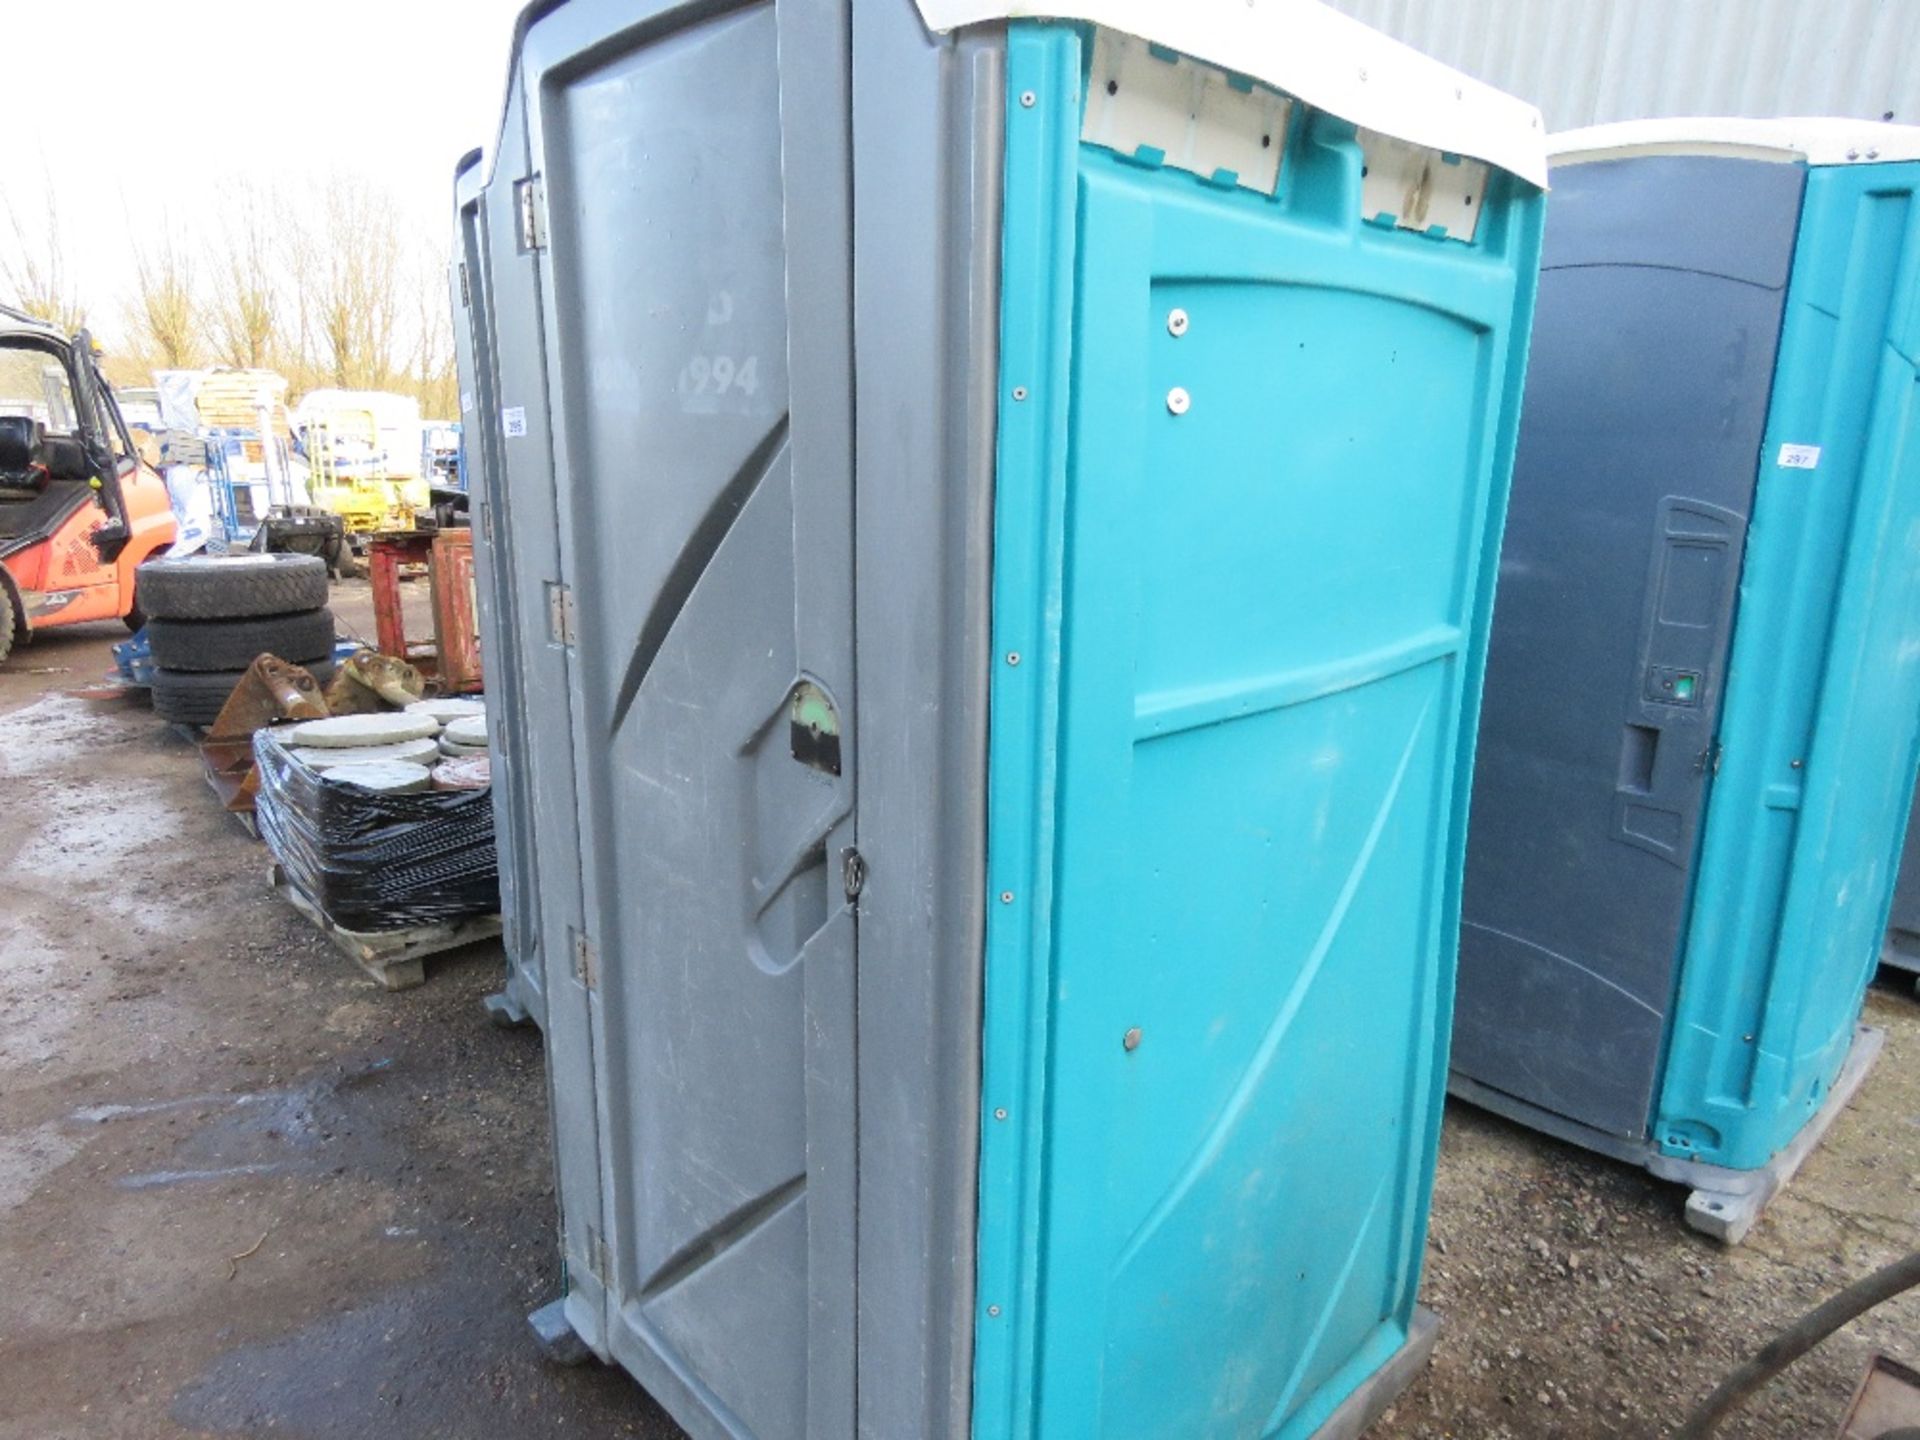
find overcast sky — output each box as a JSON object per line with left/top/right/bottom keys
{"left": 1, "top": 0, "right": 525, "bottom": 347}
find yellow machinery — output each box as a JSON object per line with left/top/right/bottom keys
{"left": 302, "top": 407, "right": 419, "bottom": 534}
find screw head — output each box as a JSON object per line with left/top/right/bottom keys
{"left": 1123, "top": 1026, "right": 1143, "bottom": 1052}
{"left": 994, "top": 1107, "right": 1008, "bottom": 1121}
{"left": 1011, "top": 385, "right": 1028, "bottom": 401}
{"left": 1006, "top": 651, "right": 1020, "bottom": 666}
{"left": 1019, "top": 90, "right": 1036, "bottom": 108}
{"left": 999, "top": 890, "right": 1014, "bottom": 904}
{"left": 1166, "top": 387, "right": 1191, "bottom": 415}
{"left": 1166, "top": 308, "right": 1189, "bottom": 337}
{"left": 988, "top": 1304, "right": 1002, "bottom": 1317}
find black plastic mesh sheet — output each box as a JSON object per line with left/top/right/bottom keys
{"left": 253, "top": 729, "right": 499, "bottom": 932}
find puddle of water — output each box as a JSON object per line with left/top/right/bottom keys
{"left": 0, "top": 1120, "right": 83, "bottom": 1213}
{"left": 0, "top": 918, "right": 83, "bottom": 1069}
{"left": 9, "top": 776, "right": 184, "bottom": 909}
{"left": 0, "top": 693, "right": 113, "bottom": 778}
{"left": 120, "top": 1162, "right": 297, "bottom": 1191}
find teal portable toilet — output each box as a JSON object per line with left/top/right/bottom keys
{"left": 1455, "top": 119, "right": 1920, "bottom": 1243}
{"left": 453, "top": 1, "right": 1545, "bottom": 1434}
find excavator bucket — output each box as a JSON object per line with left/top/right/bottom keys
{"left": 200, "top": 655, "right": 331, "bottom": 814}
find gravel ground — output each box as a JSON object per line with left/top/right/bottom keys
{"left": 0, "top": 586, "right": 1914, "bottom": 1439}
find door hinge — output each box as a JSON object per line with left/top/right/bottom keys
{"left": 841, "top": 846, "right": 867, "bottom": 902}
{"left": 515, "top": 174, "right": 547, "bottom": 251}
{"left": 458, "top": 260, "right": 471, "bottom": 308}
{"left": 1697, "top": 739, "right": 1723, "bottom": 776}
{"left": 571, "top": 929, "right": 598, "bottom": 991}
{"left": 547, "top": 580, "right": 575, "bottom": 646}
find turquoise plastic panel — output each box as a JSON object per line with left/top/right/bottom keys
{"left": 974, "top": 25, "right": 1543, "bottom": 1440}
{"left": 1655, "top": 161, "right": 1920, "bottom": 1171}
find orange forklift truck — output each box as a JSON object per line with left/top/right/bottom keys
{"left": 0, "top": 307, "right": 176, "bottom": 663}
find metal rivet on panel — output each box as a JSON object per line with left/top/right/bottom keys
{"left": 994, "top": 1108, "right": 1008, "bottom": 1121}
{"left": 1868, "top": 148, "right": 1881, "bottom": 159}
{"left": 988, "top": 1304, "right": 1002, "bottom": 1317}
{"left": 1011, "top": 386, "right": 1028, "bottom": 401}
{"left": 1000, "top": 890, "right": 1014, "bottom": 904}
{"left": 1847, "top": 148, "right": 1861, "bottom": 160}
{"left": 1167, "top": 308, "right": 1189, "bottom": 337}
{"left": 1006, "top": 651, "right": 1020, "bottom": 666}
{"left": 1123, "top": 1027, "right": 1143, "bottom": 1051}
{"left": 1166, "top": 387, "right": 1191, "bottom": 415}
{"left": 1019, "top": 90, "right": 1036, "bottom": 108}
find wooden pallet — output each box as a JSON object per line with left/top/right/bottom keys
{"left": 268, "top": 863, "right": 503, "bottom": 990}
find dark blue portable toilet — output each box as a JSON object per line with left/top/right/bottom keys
{"left": 1454, "top": 119, "right": 1920, "bottom": 1243}
{"left": 1883, "top": 777, "right": 1920, "bottom": 989}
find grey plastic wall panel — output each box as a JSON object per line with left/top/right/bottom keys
{"left": 1886, "top": 775, "right": 1920, "bottom": 973}
{"left": 453, "top": 154, "right": 547, "bottom": 1030}
{"left": 774, "top": 6, "right": 859, "bottom": 1434}
{"left": 518, "top": 2, "right": 854, "bottom": 1433}
{"left": 480, "top": 70, "right": 611, "bottom": 1346}
{"left": 470, "top": 2, "right": 1000, "bottom": 1434}
{"left": 1454, "top": 156, "right": 1804, "bottom": 1140}
{"left": 847, "top": 10, "right": 999, "bottom": 1438}
{"left": 1327, "top": 0, "right": 1920, "bottom": 133}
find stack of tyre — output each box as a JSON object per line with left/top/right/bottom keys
{"left": 138, "top": 555, "right": 338, "bottom": 725}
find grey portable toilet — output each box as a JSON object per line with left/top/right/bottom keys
{"left": 454, "top": 2, "right": 1546, "bottom": 1435}
{"left": 450, "top": 144, "right": 546, "bottom": 1030}
{"left": 1454, "top": 118, "right": 1920, "bottom": 1242}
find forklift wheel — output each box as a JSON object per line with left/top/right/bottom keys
{"left": 0, "top": 583, "right": 14, "bottom": 665}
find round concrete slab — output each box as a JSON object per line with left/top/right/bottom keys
{"left": 405, "top": 698, "right": 488, "bottom": 724}
{"left": 432, "top": 755, "right": 492, "bottom": 790}
{"left": 287, "top": 713, "right": 439, "bottom": 748}
{"left": 443, "top": 715, "right": 489, "bottom": 748}
{"left": 324, "top": 761, "right": 434, "bottom": 794}
{"left": 291, "top": 737, "right": 443, "bottom": 771}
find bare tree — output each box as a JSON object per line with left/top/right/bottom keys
{"left": 407, "top": 241, "right": 459, "bottom": 417}
{"left": 0, "top": 174, "right": 85, "bottom": 332}
{"left": 288, "top": 173, "right": 405, "bottom": 390}
{"left": 126, "top": 211, "right": 201, "bottom": 369}
{"left": 207, "top": 183, "right": 280, "bottom": 368}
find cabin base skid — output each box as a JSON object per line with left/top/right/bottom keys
{"left": 527, "top": 1298, "right": 591, "bottom": 1367}
{"left": 1452, "top": 1025, "right": 1884, "bottom": 1245}
{"left": 482, "top": 988, "right": 534, "bottom": 1028}
{"left": 1312, "top": 1307, "right": 1441, "bottom": 1440}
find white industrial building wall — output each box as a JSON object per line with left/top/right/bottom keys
{"left": 1327, "top": 0, "right": 1920, "bottom": 133}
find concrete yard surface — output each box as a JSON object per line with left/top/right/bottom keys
{"left": 1, "top": 592, "right": 1917, "bottom": 1439}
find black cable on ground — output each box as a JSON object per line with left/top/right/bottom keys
{"left": 1674, "top": 1248, "right": 1920, "bottom": 1438}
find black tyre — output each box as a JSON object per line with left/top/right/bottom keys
{"left": 0, "top": 583, "right": 14, "bottom": 665}
{"left": 146, "top": 608, "right": 336, "bottom": 673}
{"left": 137, "top": 553, "right": 329, "bottom": 621}
{"left": 151, "top": 658, "right": 336, "bottom": 726}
